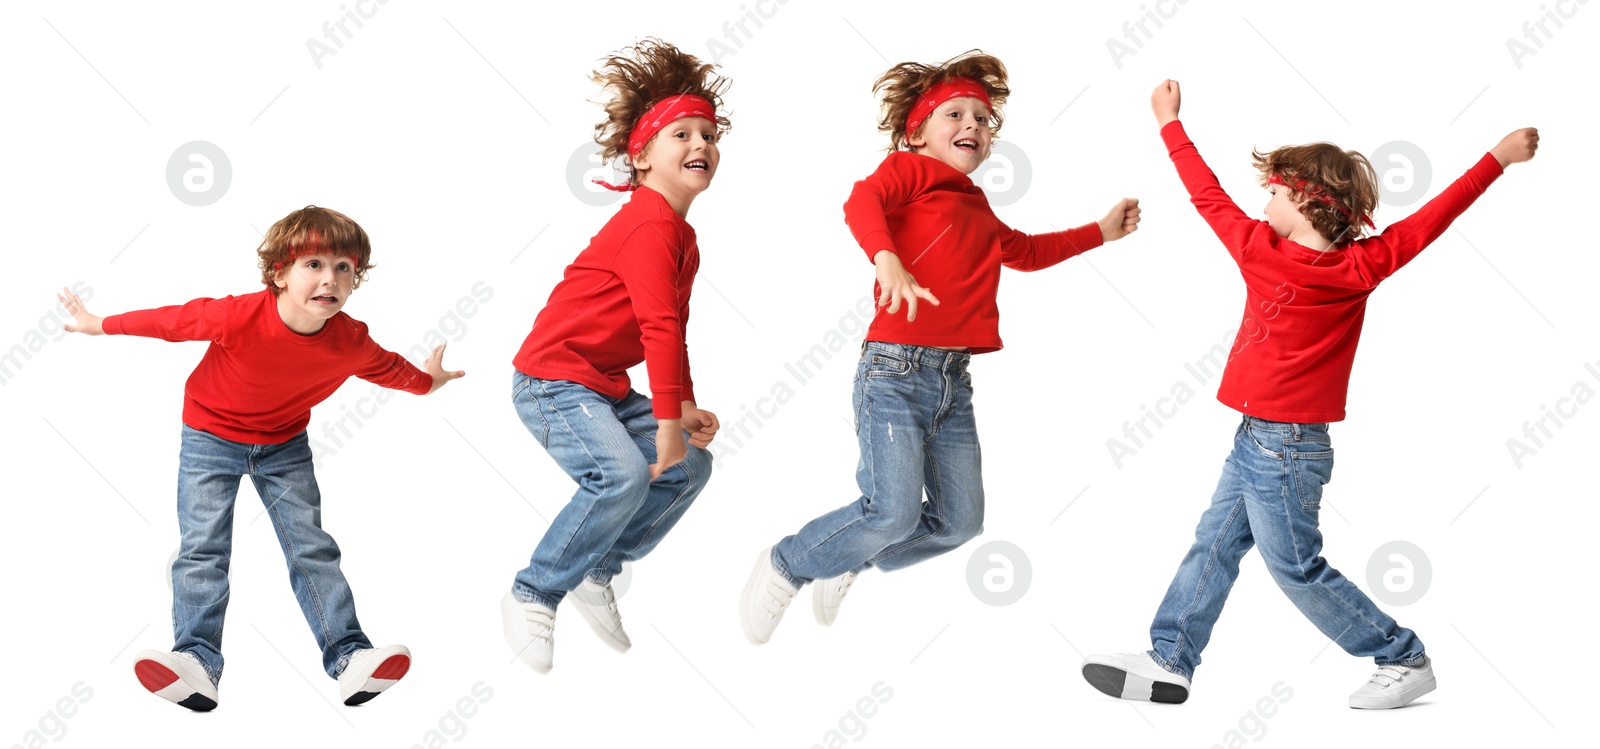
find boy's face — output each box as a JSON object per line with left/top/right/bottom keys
{"left": 907, "top": 97, "right": 993, "bottom": 175}
{"left": 274, "top": 252, "right": 357, "bottom": 332}
{"left": 1264, "top": 183, "right": 1314, "bottom": 240}
{"left": 634, "top": 116, "right": 720, "bottom": 198}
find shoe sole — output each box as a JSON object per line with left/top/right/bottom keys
{"left": 342, "top": 653, "right": 410, "bottom": 706}
{"left": 571, "top": 593, "right": 631, "bottom": 654}
{"left": 1350, "top": 674, "right": 1436, "bottom": 709}
{"left": 501, "top": 594, "right": 553, "bottom": 674}
{"left": 740, "top": 549, "right": 776, "bottom": 645}
{"left": 134, "top": 658, "right": 217, "bottom": 712}
{"left": 1081, "top": 663, "right": 1189, "bottom": 704}
{"left": 813, "top": 585, "right": 833, "bottom": 626}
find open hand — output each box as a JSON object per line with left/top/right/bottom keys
{"left": 424, "top": 343, "right": 466, "bottom": 393}
{"left": 874, "top": 250, "right": 940, "bottom": 322}
{"left": 56, "top": 287, "right": 104, "bottom": 335}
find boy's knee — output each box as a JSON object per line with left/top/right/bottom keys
{"left": 942, "top": 518, "right": 984, "bottom": 546}
{"left": 610, "top": 458, "right": 654, "bottom": 497}
{"left": 861, "top": 495, "right": 922, "bottom": 539}
{"left": 681, "top": 445, "right": 713, "bottom": 486}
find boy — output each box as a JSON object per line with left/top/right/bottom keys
{"left": 1081, "top": 80, "right": 1537, "bottom": 709}
{"left": 57, "top": 205, "right": 464, "bottom": 710}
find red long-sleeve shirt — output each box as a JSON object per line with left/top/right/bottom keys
{"left": 102, "top": 289, "right": 432, "bottom": 444}
{"left": 514, "top": 185, "right": 698, "bottom": 419}
{"left": 1161, "top": 120, "right": 1504, "bottom": 422}
{"left": 844, "top": 151, "right": 1103, "bottom": 353}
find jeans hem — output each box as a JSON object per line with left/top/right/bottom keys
{"left": 769, "top": 546, "right": 808, "bottom": 589}
{"left": 1147, "top": 649, "right": 1193, "bottom": 680}
{"left": 1376, "top": 653, "right": 1428, "bottom": 668}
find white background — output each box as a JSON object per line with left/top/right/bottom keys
{"left": 2, "top": 1, "right": 1593, "bottom": 747}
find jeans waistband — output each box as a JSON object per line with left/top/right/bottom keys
{"left": 1242, "top": 415, "right": 1329, "bottom": 438}
{"left": 863, "top": 340, "right": 971, "bottom": 371}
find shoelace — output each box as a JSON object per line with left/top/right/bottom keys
{"left": 830, "top": 575, "right": 856, "bottom": 601}
{"left": 1368, "top": 665, "right": 1410, "bottom": 687}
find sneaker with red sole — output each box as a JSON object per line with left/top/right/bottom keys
{"left": 337, "top": 644, "right": 411, "bottom": 706}
{"left": 133, "top": 649, "right": 218, "bottom": 712}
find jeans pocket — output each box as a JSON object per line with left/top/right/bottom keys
{"left": 1245, "top": 426, "right": 1284, "bottom": 459}
{"left": 863, "top": 350, "right": 912, "bottom": 378}
{"left": 1290, "top": 449, "right": 1334, "bottom": 509}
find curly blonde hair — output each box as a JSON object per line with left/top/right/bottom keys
{"left": 256, "top": 206, "right": 373, "bottom": 293}
{"left": 874, "top": 50, "right": 1010, "bottom": 152}
{"left": 1252, "top": 143, "right": 1379, "bottom": 246}
{"left": 592, "top": 38, "right": 731, "bottom": 187}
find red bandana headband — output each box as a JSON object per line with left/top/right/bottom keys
{"left": 904, "top": 77, "right": 992, "bottom": 138}
{"left": 270, "top": 235, "right": 362, "bottom": 272}
{"left": 1268, "top": 173, "right": 1375, "bottom": 229}
{"left": 593, "top": 93, "right": 717, "bottom": 193}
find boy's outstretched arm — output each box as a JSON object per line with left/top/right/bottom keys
{"left": 1350, "top": 128, "right": 1537, "bottom": 284}
{"left": 57, "top": 287, "right": 103, "bottom": 335}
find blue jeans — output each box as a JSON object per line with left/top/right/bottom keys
{"left": 1148, "top": 416, "right": 1426, "bottom": 678}
{"left": 510, "top": 372, "right": 713, "bottom": 610}
{"left": 772, "top": 342, "right": 984, "bottom": 587}
{"left": 172, "top": 425, "right": 371, "bottom": 684}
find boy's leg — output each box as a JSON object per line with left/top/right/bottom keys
{"left": 590, "top": 389, "right": 713, "bottom": 583}
{"left": 171, "top": 425, "right": 248, "bottom": 685}
{"left": 248, "top": 431, "right": 371, "bottom": 680}
{"left": 1146, "top": 419, "right": 1259, "bottom": 679}
{"left": 1242, "top": 420, "right": 1426, "bottom": 667}
{"left": 510, "top": 375, "right": 656, "bottom": 610}
{"left": 866, "top": 354, "right": 984, "bottom": 571}
{"left": 771, "top": 344, "right": 935, "bottom": 587}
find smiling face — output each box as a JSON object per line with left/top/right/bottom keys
{"left": 907, "top": 97, "right": 993, "bottom": 174}
{"left": 633, "top": 115, "right": 720, "bottom": 215}
{"left": 273, "top": 252, "right": 357, "bottom": 334}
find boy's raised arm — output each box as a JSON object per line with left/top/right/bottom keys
{"left": 1349, "top": 128, "right": 1536, "bottom": 284}
{"left": 1153, "top": 80, "right": 1261, "bottom": 262}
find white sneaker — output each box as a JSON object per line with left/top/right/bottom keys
{"left": 740, "top": 546, "right": 798, "bottom": 645}
{"left": 501, "top": 592, "right": 555, "bottom": 673}
{"left": 571, "top": 578, "right": 631, "bottom": 653}
{"left": 133, "top": 649, "right": 218, "bottom": 712}
{"left": 1081, "top": 652, "right": 1191, "bottom": 704}
{"left": 813, "top": 571, "right": 857, "bottom": 626}
{"left": 1349, "top": 657, "right": 1435, "bottom": 709}
{"left": 337, "top": 644, "right": 411, "bottom": 706}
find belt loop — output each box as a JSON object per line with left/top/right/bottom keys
{"left": 1291, "top": 422, "right": 1301, "bottom": 441}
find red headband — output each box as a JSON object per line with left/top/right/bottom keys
{"left": 905, "top": 77, "right": 992, "bottom": 137}
{"left": 1268, "top": 173, "right": 1375, "bottom": 230}
{"left": 270, "top": 234, "right": 362, "bottom": 272}
{"left": 593, "top": 94, "right": 717, "bottom": 193}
